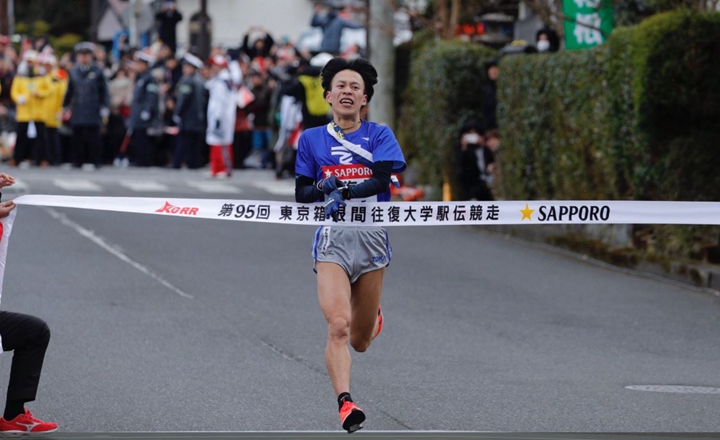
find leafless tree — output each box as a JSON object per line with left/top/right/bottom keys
{"left": 434, "top": 0, "right": 462, "bottom": 39}
{"left": 521, "top": 0, "right": 564, "bottom": 37}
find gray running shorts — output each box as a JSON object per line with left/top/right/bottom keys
{"left": 311, "top": 226, "right": 392, "bottom": 283}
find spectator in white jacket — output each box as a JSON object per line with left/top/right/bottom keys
{"left": 205, "top": 54, "right": 240, "bottom": 177}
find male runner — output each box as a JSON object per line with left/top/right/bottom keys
{"left": 294, "top": 57, "right": 406, "bottom": 433}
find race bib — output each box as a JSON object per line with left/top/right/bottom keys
{"left": 322, "top": 164, "right": 376, "bottom": 202}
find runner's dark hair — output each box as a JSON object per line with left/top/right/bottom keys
{"left": 320, "top": 57, "right": 378, "bottom": 103}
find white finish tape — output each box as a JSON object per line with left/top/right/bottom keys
{"left": 12, "top": 195, "right": 720, "bottom": 226}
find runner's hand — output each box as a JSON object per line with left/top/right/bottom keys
{"left": 318, "top": 175, "right": 343, "bottom": 195}
{"left": 325, "top": 189, "right": 346, "bottom": 222}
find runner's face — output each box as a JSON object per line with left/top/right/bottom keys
{"left": 326, "top": 69, "right": 367, "bottom": 119}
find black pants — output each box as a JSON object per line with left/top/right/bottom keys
{"left": 173, "top": 131, "right": 203, "bottom": 169}
{"left": 467, "top": 181, "right": 494, "bottom": 201}
{"left": 59, "top": 130, "right": 73, "bottom": 164}
{"left": 32, "top": 122, "right": 49, "bottom": 166}
{"left": 45, "top": 127, "right": 61, "bottom": 166}
{"left": 232, "top": 131, "right": 252, "bottom": 169}
{"left": 12, "top": 122, "right": 30, "bottom": 163}
{"left": 13, "top": 122, "right": 47, "bottom": 165}
{"left": 131, "top": 129, "right": 153, "bottom": 167}
{"left": 106, "top": 114, "right": 127, "bottom": 163}
{"left": 72, "top": 125, "right": 102, "bottom": 167}
{"left": 0, "top": 312, "right": 50, "bottom": 403}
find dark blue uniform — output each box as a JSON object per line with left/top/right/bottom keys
{"left": 172, "top": 72, "right": 206, "bottom": 169}
{"left": 63, "top": 64, "right": 109, "bottom": 167}
{"left": 129, "top": 70, "right": 160, "bottom": 166}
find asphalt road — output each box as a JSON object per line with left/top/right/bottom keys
{"left": 0, "top": 166, "right": 719, "bottom": 434}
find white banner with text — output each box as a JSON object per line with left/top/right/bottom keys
{"left": 12, "top": 195, "right": 720, "bottom": 226}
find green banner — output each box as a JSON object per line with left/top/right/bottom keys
{"left": 563, "top": 0, "right": 614, "bottom": 50}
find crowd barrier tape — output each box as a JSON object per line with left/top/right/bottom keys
{"left": 11, "top": 195, "right": 720, "bottom": 226}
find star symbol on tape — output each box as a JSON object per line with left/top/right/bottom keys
{"left": 520, "top": 203, "right": 535, "bottom": 221}
{"left": 324, "top": 170, "right": 333, "bottom": 178}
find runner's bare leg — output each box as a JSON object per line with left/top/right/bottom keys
{"left": 317, "top": 261, "right": 353, "bottom": 396}
{"left": 350, "top": 268, "right": 385, "bottom": 352}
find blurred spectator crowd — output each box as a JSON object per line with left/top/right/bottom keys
{"left": 0, "top": 4, "right": 373, "bottom": 179}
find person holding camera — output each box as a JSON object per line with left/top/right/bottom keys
{"left": 457, "top": 119, "right": 495, "bottom": 201}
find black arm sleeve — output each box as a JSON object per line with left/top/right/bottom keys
{"left": 347, "top": 161, "right": 393, "bottom": 200}
{"left": 295, "top": 174, "right": 323, "bottom": 203}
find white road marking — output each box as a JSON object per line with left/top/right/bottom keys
{"left": 53, "top": 179, "right": 102, "bottom": 192}
{"left": 187, "top": 182, "right": 242, "bottom": 194}
{"left": 252, "top": 181, "right": 295, "bottom": 196}
{"left": 119, "top": 180, "right": 170, "bottom": 192}
{"left": 43, "top": 207, "right": 193, "bottom": 299}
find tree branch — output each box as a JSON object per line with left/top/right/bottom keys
{"left": 558, "top": 11, "right": 610, "bottom": 38}
{"left": 436, "top": 0, "right": 449, "bottom": 38}
{"left": 450, "top": 0, "right": 460, "bottom": 37}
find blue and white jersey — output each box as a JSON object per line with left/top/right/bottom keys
{"left": 296, "top": 121, "right": 406, "bottom": 202}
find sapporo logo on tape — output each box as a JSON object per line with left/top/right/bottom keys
{"left": 520, "top": 204, "right": 611, "bottom": 222}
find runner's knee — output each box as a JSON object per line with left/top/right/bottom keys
{"left": 350, "top": 335, "right": 371, "bottom": 353}
{"left": 327, "top": 317, "right": 350, "bottom": 342}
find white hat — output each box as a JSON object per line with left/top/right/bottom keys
{"left": 310, "top": 52, "right": 334, "bottom": 67}
{"left": 39, "top": 53, "right": 57, "bottom": 65}
{"left": 74, "top": 42, "right": 95, "bottom": 53}
{"left": 182, "top": 53, "right": 203, "bottom": 69}
{"left": 22, "top": 50, "right": 38, "bottom": 62}
{"left": 135, "top": 51, "right": 155, "bottom": 64}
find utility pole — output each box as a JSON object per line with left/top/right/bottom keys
{"left": 198, "top": 0, "right": 210, "bottom": 60}
{"left": 128, "top": 0, "right": 139, "bottom": 48}
{"left": 368, "top": 0, "right": 396, "bottom": 129}
{"left": 90, "top": 0, "right": 103, "bottom": 43}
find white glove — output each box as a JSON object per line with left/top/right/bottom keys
{"left": 16, "top": 95, "right": 27, "bottom": 105}
{"left": 100, "top": 107, "right": 110, "bottom": 119}
{"left": 140, "top": 111, "right": 150, "bottom": 121}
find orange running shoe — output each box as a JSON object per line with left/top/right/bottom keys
{"left": 374, "top": 306, "right": 383, "bottom": 338}
{"left": 339, "top": 400, "right": 365, "bottom": 433}
{"left": 0, "top": 409, "right": 59, "bottom": 435}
